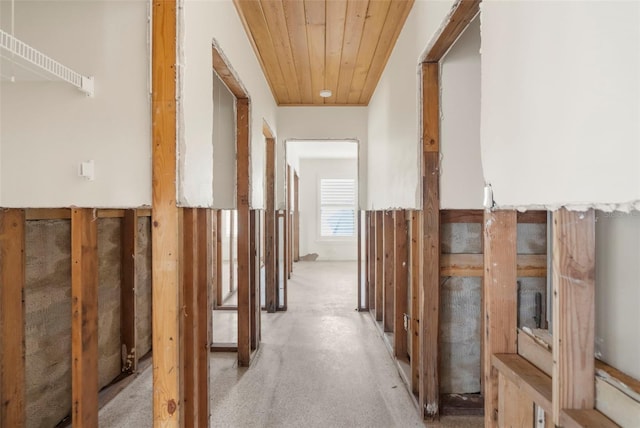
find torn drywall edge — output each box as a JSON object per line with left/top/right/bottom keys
{"left": 492, "top": 200, "right": 640, "bottom": 213}
{"left": 176, "top": 0, "right": 186, "bottom": 206}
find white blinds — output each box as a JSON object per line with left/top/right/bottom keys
{"left": 320, "top": 179, "right": 355, "bottom": 237}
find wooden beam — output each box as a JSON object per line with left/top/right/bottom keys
{"left": 293, "top": 173, "right": 300, "bottom": 262}
{"left": 368, "top": 212, "right": 376, "bottom": 311}
{"left": 552, "top": 209, "right": 595, "bottom": 425}
{"left": 236, "top": 98, "right": 251, "bottom": 366}
{"left": 265, "top": 138, "right": 276, "bottom": 313}
{"left": 250, "top": 210, "right": 260, "bottom": 351}
{"left": 483, "top": 210, "right": 518, "bottom": 427}
{"left": 375, "top": 211, "right": 384, "bottom": 322}
{"left": 216, "top": 210, "right": 223, "bottom": 307}
{"left": 182, "top": 208, "right": 198, "bottom": 428}
{"left": 498, "top": 373, "right": 534, "bottom": 427}
{"left": 357, "top": 211, "right": 363, "bottom": 310}
{"left": 209, "top": 210, "right": 218, "bottom": 336}
{"left": 152, "top": 0, "right": 181, "bottom": 423}
{"left": 420, "top": 151, "right": 440, "bottom": 419}
{"left": 440, "top": 209, "right": 483, "bottom": 224}
{"left": 212, "top": 44, "right": 248, "bottom": 99}
{"left": 0, "top": 209, "right": 26, "bottom": 427}
{"left": 517, "top": 211, "right": 548, "bottom": 224}
{"left": 71, "top": 208, "right": 99, "bottom": 427}
{"left": 383, "top": 211, "right": 395, "bottom": 333}
{"left": 410, "top": 211, "right": 421, "bottom": 397}
{"left": 285, "top": 165, "right": 291, "bottom": 279}
{"left": 422, "top": 63, "right": 439, "bottom": 152}
{"left": 440, "top": 253, "right": 547, "bottom": 277}
{"left": 423, "top": 0, "right": 480, "bottom": 62}
{"left": 121, "top": 209, "right": 138, "bottom": 374}
{"left": 394, "top": 211, "right": 408, "bottom": 359}
{"left": 196, "top": 209, "right": 210, "bottom": 424}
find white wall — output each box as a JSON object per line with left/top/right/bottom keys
{"left": 367, "top": 0, "right": 455, "bottom": 210}
{"left": 480, "top": 0, "right": 640, "bottom": 211}
{"left": 595, "top": 211, "right": 640, "bottom": 379}
{"left": 0, "top": 1, "right": 151, "bottom": 207}
{"left": 179, "top": 0, "right": 278, "bottom": 208}
{"left": 299, "top": 158, "right": 358, "bottom": 261}
{"left": 277, "top": 106, "right": 368, "bottom": 209}
{"left": 440, "top": 17, "right": 483, "bottom": 209}
{"left": 212, "top": 74, "right": 236, "bottom": 209}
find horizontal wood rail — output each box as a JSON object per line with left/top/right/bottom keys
{"left": 560, "top": 409, "right": 618, "bottom": 428}
{"left": 492, "top": 353, "right": 552, "bottom": 414}
{"left": 441, "top": 253, "right": 546, "bottom": 277}
{"left": 25, "top": 208, "right": 151, "bottom": 220}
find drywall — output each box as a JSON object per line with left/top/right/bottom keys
{"left": 481, "top": 1, "right": 640, "bottom": 210}
{"left": 277, "top": 107, "right": 368, "bottom": 209}
{"left": 595, "top": 211, "right": 640, "bottom": 379}
{"left": 179, "top": 0, "right": 278, "bottom": 209}
{"left": 299, "top": 158, "right": 358, "bottom": 261}
{"left": 367, "top": 0, "right": 455, "bottom": 210}
{"left": 212, "top": 73, "right": 236, "bottom": 209}
{"left": 0, "top": 1, "right": 151, "bottom": 207}
{"left": 440, "top": 17, "right": 483, "bottom": 209}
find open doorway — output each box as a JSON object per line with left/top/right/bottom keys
{"left": 286, "top": 139, "right": 360, "bottom": 305}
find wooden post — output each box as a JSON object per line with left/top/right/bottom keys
{"left": 121, "top": 209, "right": 138, "bottom": 374}
{"left": 152, "top": 0, "right": 181, "bottom": 423}
{"left": 196, "top": 209, "right": 210, "bottom": 424}
{"left": 552, "top": 209, "right": 595, "bottom": 425}
{"left": 368, "top": 212, "right": 376, "bottom": 311}
{"left": 375, "top": 211, "right": 384, "bottom": 322}
{"left": 357, "top": 211, "right": 362, "bottom": 310}
{"left": 265, "top": 138, "right": 276, "bottom": 313}
{"left": 294, "top": 172, "right": 300, "bottom": 262}
{"left": 483, "top": 210, "right": 518, "bottom": 427}
{"left": 216, "top": 210, "right": 223, "bottom": 307}
{"left": 0, "top": 209, "right": 26, "bottom": 427}
{"left": 236, "top": 98, "right": 251, "bottom": 366}
{"left": 420, "top": 62, "right": 441, "bottom": 420}
{"left": 285, "top": 166, "right": 290, "bottom": 279}
{"left": 249, "top": 210, "right": 261, "bottom": 351}
{"left": 410, "top": 211, "right": 421, "bottom": 396}
{"left": 230, "top": 210, "right": 236, "bottom": 293}
{"left": 383, "top": 211, "right": 395, "bottom": 333}
{"left": 394, "top": 210, "right": 408, "bottom": 359}
{"left": 182, "top": 208, "right": 198, "bottom": 427}
{"left": 71, "top": 208, "right": 99, "bottom": 428}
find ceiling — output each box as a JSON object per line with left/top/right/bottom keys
{"left": 233, "top": 0, "right": 414, "bottom": 106}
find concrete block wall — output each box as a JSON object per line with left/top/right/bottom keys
{"left": 24, "top": 216, "right": 153, "bottom": 427}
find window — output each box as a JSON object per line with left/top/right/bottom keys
{"left": 320, "top": 178, "right": 356, "bottom": 238}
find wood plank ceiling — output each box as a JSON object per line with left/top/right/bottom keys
{"left": 233, "top": 0, "right": 415, "bottom": 106}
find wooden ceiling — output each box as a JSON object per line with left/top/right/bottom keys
{"left": 233, "top": 0, "right": 415, "bottom": 106}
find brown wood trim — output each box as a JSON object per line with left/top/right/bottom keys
{"left": 216, "top": 210, "right": 223, "bottom": 307}
{"left": 71, "top": 208, "right": 99, "bottom": 427}
{"left": 393, "top": 210, "right": 408, "bottom": 359}
{"left": 196, "top": 209, "right": 210, "bottom": 424}
{"left": 265, "top": 138, "right": 276, "bottom": 313}
{"left": 410, "top": 211, "right": 421, "bottom": 397}
{"left": 151, "top": 0, "right": 180, "bottom": 423}
{"left": 210, "top": 343, "right": 238, "bottom": 352}
{"left": 0, "top": 209, "right": 26, "bottom": 426}
{"left": 375, "top": 211, "right": 384, "bottom": 322}
{"left": 293, "top": 173, "right": 300, "bottom": 262}
{"left": 182, "top": 208, "right": 198, "bottom": 427}
{"left": 383, "top": 211, "right": 395, "bottom": 333}
{"left": 368, "top": 212, "right": 376, "bottom": 311}
{"left": 440, "top": 209, "right": 483, "bottom": 224}
{"left": 421, "top": 151, "right": 440, "bottom": 419}
{"left": 422, "top": 63, "right": 439, "bottom": 153}
{"left": 483, "top": 210, "right": 518, "bottom": 427}
{"left": 552, "top": 209, "right": 595, "bottom": 425}
{"left": 236, "top": 98, "right": 252, "bottom": 367}
{"left": 423, "top": 0, "right": 480, "bottom": 62}
{"left": 120, "top": 210, "right": 138, "bottom": 374}
{"left": 212, "top": 44, "right": 248, "bottom": 99}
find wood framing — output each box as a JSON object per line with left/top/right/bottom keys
{"left": 287, "top": 164, "right": 293, "bottom": 277}
{"left": 410, "top": 211, "right": 421, "bottom": 396}
{"left": 483, "top": 210, "right": 518, "bottom": 427}
{"left": 368, "top": 212, "right": 376, "bottom": 311}
{"left": 375, "top": 211, "right": 384, "bottom": 321}
{"left": 423, "top": 0, "right": 480, "bottom": 62}
{"left": 265, "top": 138, "right": 277, "bottom": 313}
{"left": 151, "top": 0, "right": 181, "bottom": 423}
{"left": 293, "top": 172, "right": 300, "bottom": 262}
{"left": 498, "top": 372, "right": 534, "bottom": 427}
{"left": 71, "top": 208, "right": 99, "bottom": 427}
{"left": 394, "top": 210, "right": 408, "bottom": 359}
{"left": 383, "top": 211, "right": 395, "bottom": 333}
{"left": 196, "top": 209, "right": 211, "bottom": 424}
{"left": 357, "top": 211, "right": 363, "bottom": 310}
{"left": 552, "top": 209, "right": 595, "bottom": 425}
{"left": 0, "top": 209, "right": 26, "bottom": 427}
{"left": 216, "top": 210, "right": 223, "bottom": 307}
{"left": 420, "top": 149, "right": 440, "bottom": 419}
{"left": 121, "top": 209, "right": 138, "bottom": 374}
{"left": 182, "top": 208, "right": 199, "bottom": 427}
{"left": 250, "top": 210, "right": 261, "bottom": 350}
{"left": 236, "top": 98, "right": 252, "bottom": 366}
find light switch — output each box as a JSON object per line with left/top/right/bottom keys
{"left": 79, "top": 160, "right": 95, "bottom": 181}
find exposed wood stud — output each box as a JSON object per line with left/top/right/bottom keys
{"left": 265, "top": 138, "right": 276, "bottom": 313}
{"left": 236, "top": 98, "right": 251, "bottom": 367}
{"left": 250, "top": 210, "right": 261, "bottom": 351}
{"left": 121, "top": 210, "right": 138, "bottom": 374}
{"left": 216, "top": 210, "right": 223, "bottom": 307}
{"left": 196, "top": 209, "right": 210, "bottom": 423}
{"left": 421, "top": 151, "right": 440, "bottom": 419}
{"left": 0, "top": 209, "right": 26, "bottom": 427}
{"left": 71, "top": 208, "right": 99, "bottom": 428}
{"left": 375, "top": 211, "right": 384, "bottom": 322}
{"left": 423, "top": 0, "right": 480, "bottom": 62}
{"left": 422, "top": 63, "right": 439, "bottom": 152}
{"left": 357, "top": 211, "right": 363, "bottom": 310}
{"left": 498, "top": 373, "right": 534, "bottom": 427}
{"left": 293, "top": 173, "right": 300, "bottom": 262}
{"left": 552, "top": 209, "right": 595, "bottom": 425}
{"left": 151, "top": 0, "right": 181, "bottom": 423}
{"left": 383, "top": 211, "right": 395, "bottom": 332}
{"left": 182, "top": 208, "right": 198, "bottom": 428}
{"left": 394, "top": 210, "right": 408, "bottom": 359}
{"left": 368, "top": 212, "right": 376, "bottom": 311}
{"left": 410, "top": 211, "right": 421, "bottom": 396}
{"left": 483, "top": 210, "right": 518, "bottom": 427}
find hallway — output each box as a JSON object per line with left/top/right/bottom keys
{"left": 99, "top": 262, "right": 482, "bottom": 427}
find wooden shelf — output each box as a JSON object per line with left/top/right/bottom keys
{"left": 560, "top": 409, "right": 619, "bottom": 428}
{"left": 492, "top": 353, "right": 552, "bottom": 413}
